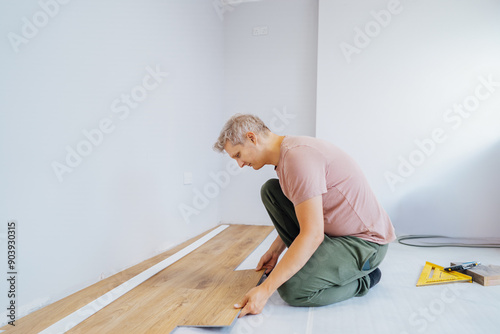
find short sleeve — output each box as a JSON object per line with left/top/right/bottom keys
{"left": 282, "top": 146, "right": 328, "bottom": 206}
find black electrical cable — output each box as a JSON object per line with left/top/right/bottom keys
{"left": 397, "top": 235, "right": 500, "bottom": 248}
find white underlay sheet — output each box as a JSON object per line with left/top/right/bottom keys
{"left": 174, "top": 234, "right": 500, "bottom": 334}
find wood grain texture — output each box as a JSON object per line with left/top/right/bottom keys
{"left": 450, "top": 262, "right": 500, "bottom": 286}
{"left": 1, "top": 225, "right": 273, "bottom": 334}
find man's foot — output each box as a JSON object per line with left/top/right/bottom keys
{"left": 368, "top": 268, "right": 382, "bottom": 288}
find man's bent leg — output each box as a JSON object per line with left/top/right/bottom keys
{"left": 261, "top": 178, "right": 300, "bottom": 247}
{"left": 261, "top": 178, "right": 389, "bottom": 307}
{"left": 278, "top": 236, "right": 389, "bottom": 307}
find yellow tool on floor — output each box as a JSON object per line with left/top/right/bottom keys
{"left": 416, "top": 261, "right": 472, "bottom": 286}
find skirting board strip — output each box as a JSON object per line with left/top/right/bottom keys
{"left": 38, "top": 225, "right": 229, "bottom": 334}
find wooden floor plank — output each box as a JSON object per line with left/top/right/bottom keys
{"left": 68, "top": 224, "right": 272, "bottom": 333}
{"left": 451, "top": 262, "right": 500, "bottom": 286}
{"left": 1, "top": 225, "right": 273, "bottom": 334}
{"left": 1, "top": 226, "right": 225, "bottom": 334}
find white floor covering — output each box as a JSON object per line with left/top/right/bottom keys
{"left": 174, "top": 230, "right": 500, "bottom": 334}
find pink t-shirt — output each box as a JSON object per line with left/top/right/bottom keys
{"left": 275, "top": 136, "right": 396, "bottom": 244}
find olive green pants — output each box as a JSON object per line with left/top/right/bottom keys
{"left": 261, "top": 179, "right": 388, "bottom": 307}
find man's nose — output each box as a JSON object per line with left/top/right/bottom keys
{"left": 237, "top": 159, "right": 244, "bottom": 168}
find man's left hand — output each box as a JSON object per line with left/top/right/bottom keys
{"left": 234, "top": 284, "right": 272, "bottom": 318}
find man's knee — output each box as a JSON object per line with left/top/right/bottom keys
{"left": 278, "top": 275, "right": 357, "bottom": 307}
{"left": 278, "top": 283, "right": 309, "bottom": 307}
{"left": 277, "top": 278, "right": 317, "bottom": 307}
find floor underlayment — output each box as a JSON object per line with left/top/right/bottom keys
{"left": 177, "top": 231, "right": 500, "bottom": 334}
{"left": 2, "top": 225, "right": 499, "bottom": 334}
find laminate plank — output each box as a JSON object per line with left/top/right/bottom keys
{"left": 178, "top": 270, "right": 260, "bottom": 327}
{"left": 67, "top": 224, "right": 272, "bottom": 333}
{"left": 0, "top": 225, "right": 272, "bottom": 333}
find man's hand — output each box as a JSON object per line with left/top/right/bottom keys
{"left": 256, "top": 235, "right": 286, "bottom": 274}
{"left": 235, "top": 196, "right": 324, "bottom": 318}
{"left": 234, "top": 285, "right": 272, "bottom": 318}
{"left": 256, "top": 249, "right": 280, "bottom": 274}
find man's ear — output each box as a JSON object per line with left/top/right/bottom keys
{"left": 246, "top": 132, "right": 257, "bottom": 144}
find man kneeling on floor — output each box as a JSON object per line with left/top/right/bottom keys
{"left": 213, "top": 114, "right": 396, "bottom": 317}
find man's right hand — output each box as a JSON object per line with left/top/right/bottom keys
{"left": 256, "top": 250, "right": 280, "bottom": 274}
{"left": 256, "top": 236, "right": 286, "bottom": 274}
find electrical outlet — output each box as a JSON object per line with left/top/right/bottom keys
{"left": 252, "top": 26, "right": 268, "bottom": 36}
{"left": 183, "top": 172, "right": 193, "bottom": 185}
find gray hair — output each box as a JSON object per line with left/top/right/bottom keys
{"left": 213, "top": 114, "right": 270, "bottom": 152}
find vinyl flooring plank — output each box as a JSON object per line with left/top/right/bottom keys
{"left": 66, "top": 224, "right": 272, "bottom": 333}
{"left": 1, "top": 225, "right": 272, "bottom": 334}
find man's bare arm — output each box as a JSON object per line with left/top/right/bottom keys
{"left": 236, "top": 195, "right": 324, "bottom": 317}
{"left": 259, "top": 195, "right": 324, "bottom": 293}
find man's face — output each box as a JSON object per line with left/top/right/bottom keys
{"left": 224, "top": 135, "right": 265, "bottom": 170}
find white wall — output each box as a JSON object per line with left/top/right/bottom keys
{"left": 220, "top": 0, "right": 319, "bottom": 224}
{"left": 5, "top": 0, "right": 498, "bottom": 325}
{"left": 0, "top": 0, "right": 225, "bottom": 321}
{"left": 317, "top": 0, "right": 500, "bottom": 236}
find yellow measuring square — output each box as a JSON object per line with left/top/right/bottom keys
{"left": 417, "top": 261, "right": 472, "bottom": 286}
